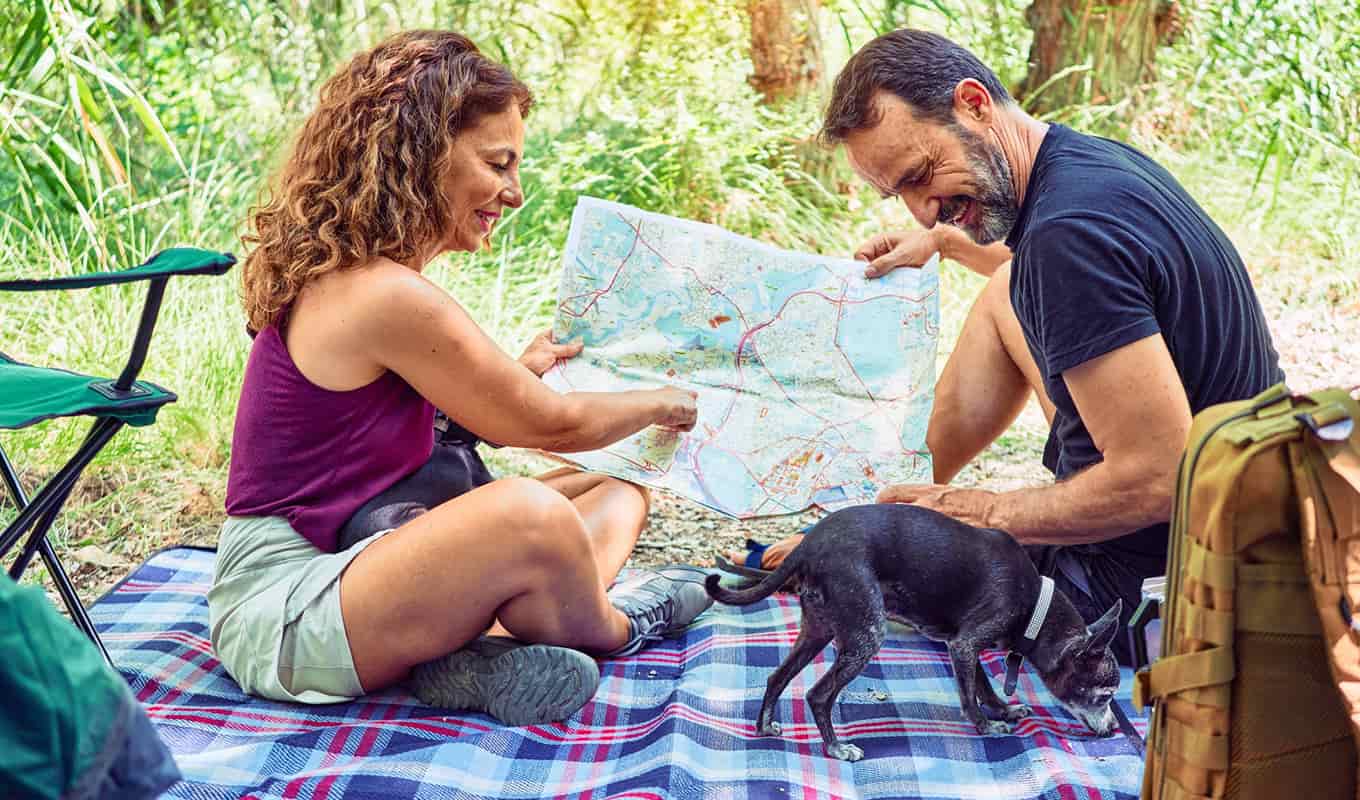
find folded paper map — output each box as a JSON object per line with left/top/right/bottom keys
{"left": 544, "top": 197, "right": 939, "bottom": 518}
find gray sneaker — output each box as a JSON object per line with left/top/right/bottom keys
{"left": 408, "top": 636, "right": 600, "bottom": 726}
{"left": 605, "top": 565, "right": 714, "bottom": 657}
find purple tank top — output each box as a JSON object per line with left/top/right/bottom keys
{"left": 225, "top": 322, "right": 435, "bottom": 552}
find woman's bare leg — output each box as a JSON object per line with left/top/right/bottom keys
{"left": 340, "top": 476, "right": 632, "bottom": 692}
{"left": 478, "top": 468, "right": 650, "bottom": 640}
{"left": 538, "top": 467, "right": 649, "bottom": 584}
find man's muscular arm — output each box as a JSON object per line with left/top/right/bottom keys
{"left": 878, "top": 334, "right": 1191, "bottom": 543}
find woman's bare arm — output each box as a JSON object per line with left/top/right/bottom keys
{"left": 358, "top": 263, "right": 693, "bottom": 451}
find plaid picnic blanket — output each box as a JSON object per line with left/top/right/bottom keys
{"left": 93, "top": 547, "right": 1146, "bottom": 799}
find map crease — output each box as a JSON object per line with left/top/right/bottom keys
{"left": 543, "top": 196, "right": 940, "bottom": 519}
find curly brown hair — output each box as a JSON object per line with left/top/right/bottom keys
{"left": 240, "top": 30, "right": 533, "bottom": 333}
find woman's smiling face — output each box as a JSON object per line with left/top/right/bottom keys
{"left": 438, "top": 103, "right": 526, "bottom": 255}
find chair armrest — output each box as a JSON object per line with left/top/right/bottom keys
{"left": 0, "top": 248, "right": 234, "bottom": 292}
{"left": 0, "top": 247, "right": 236, "bottom": 398}
{"left": 1128, "top": 574, "right": 1166, "bottom": 671}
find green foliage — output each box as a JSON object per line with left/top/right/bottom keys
{"left": 1142, "top": 0, "right": 1358, "bottom": 284}
{"left": 1178, "top": 0, "right": 1358, "bottom": 156}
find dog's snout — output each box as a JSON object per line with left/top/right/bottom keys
{"left": 1081, "top": 706, "right": 1117, "bottom": 736}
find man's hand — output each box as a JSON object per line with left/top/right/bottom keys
{"left": 855, "top": 230, "right": 944, "bottom": 278}
{"left": 518, "top": 329, "right": 584, "bottom": 377}
{"left": 856, "top": 227, "right": 1012, "bottom": 278}
{"left": 876, "top": 483, "right": 998, "bottom": 528}
{"left": 879, "top": 336, "right": 1188, "bottom": 543}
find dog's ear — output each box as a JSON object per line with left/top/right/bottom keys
{"left": 1084, "top": 599, "right": 1122, "bottom": 654}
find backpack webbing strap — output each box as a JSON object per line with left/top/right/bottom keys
{"left": 1293, "top": 433, "right": 1360, "bottom": 586}
{"left": 1292, "top": 391, "right": 1360, "bottom": 766}
{"left": 1179, "top": 590, "right": 1320, "bottom": 643}
{"left": 1178, "top": 601, "right": 1233, "bottom": 646}
{"left": 1134, "top": 646, "right": 1234, "bottom": 711}
{"left": 1184, "top": 538, "right": 1235, "bottom": 591}
{"left": 1165, "top": 716, "right": 1229, "bottom": 770}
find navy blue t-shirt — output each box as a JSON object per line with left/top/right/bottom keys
{"left": 1005, "top": 124, "right": 1283, "bottom": 576}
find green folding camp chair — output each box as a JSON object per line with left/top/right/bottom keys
{"left": 0, "top": 247, "right": 236, "bottom": 665}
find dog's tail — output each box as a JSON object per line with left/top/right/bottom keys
{"left": 704, "top": 556, "right": 799, "bottom": 606}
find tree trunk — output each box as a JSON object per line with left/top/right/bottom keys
{"left": 747, "top": 0, "right": 824, "bottom": 105}
{"left": 1017, "top": 0, "right": 1166, "bottom": 115}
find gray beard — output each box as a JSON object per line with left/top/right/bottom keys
{"left": 950, "top": 123, "right": 1019, "bottom": 245}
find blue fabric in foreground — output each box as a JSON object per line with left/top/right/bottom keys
{"left": 92, "top": 546, "right": 1146, "bottom": 799}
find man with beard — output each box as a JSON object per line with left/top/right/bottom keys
{"left": 737, "top": 29, "right": 1283, "bottom": 664}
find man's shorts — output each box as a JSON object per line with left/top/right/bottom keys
{"left": 208, "top": 515, "right": 390, "bottom": 703}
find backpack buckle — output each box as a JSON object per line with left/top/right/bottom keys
{"left": 1132, "top": 668, "right": 1153, "bottom": 712}
{"left": 1296, "top": 404, "right": 1354, "bottom": 442}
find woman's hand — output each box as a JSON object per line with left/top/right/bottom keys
{"left": 365, "top": 266, "right": 692, "bottom": 453}
{"left": 518, "top": 329, "right": 584, "bottom": 377}
{"left": 651, "top": 387, "right": 698, "bottom": 432}
{"left": 855, "top": 229, "right": 945, "bottom": 278}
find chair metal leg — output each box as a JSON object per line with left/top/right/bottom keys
{"left": 1, "top": 418, "right": 122, "bottom": 559}
{"left": 0, "top": 440, "right": 24, "bottom": 510}
{"left": 40, "top": 537, "right": 112, "bottom": 665}
{"left": 9, "top": 476, "right": 78, "bottom": 580}
{"left": 0, "top": 421, "right": 123, "bottom": 665}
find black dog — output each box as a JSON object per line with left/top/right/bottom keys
{"left": 705, "top": 503, "right": 1121, "bottom": 761}
{"left": 335, "top": 414, "right": 494, "bottom": 552}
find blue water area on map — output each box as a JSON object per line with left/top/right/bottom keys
{"left": 835, "top": 297, "right": 917, "bottom": 394}
{"left": 655, "top": 306, "right": 743, "bottom": 353}
{"left": 563, "top": 247, "right": 689, "bottom": 345}
{"left": 688, "top": 443, "right": 753, "bottom": 515}
{"left": 812, "top": 485, "right": 850, "bottom": 506}
{"left": 755, "top": 265, "right": 836, "bottom": 313}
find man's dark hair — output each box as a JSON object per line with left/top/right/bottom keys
{"left": 820, "top": 29, "right": 1012, "bottom": 145}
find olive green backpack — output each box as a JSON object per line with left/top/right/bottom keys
{"left": 1135, "top": 383, "right": 1360, "bottom": 799}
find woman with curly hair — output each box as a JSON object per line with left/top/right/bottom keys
{"left": 211, "top": 30, "right": 710, "bottom": 726}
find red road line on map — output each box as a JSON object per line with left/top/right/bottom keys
{"left": 731, "top": 288, "right": 937, "bottom": 463}
{"left": 556, "top": 210, "right": 938, "bottom": 510}
{"left": 624, "top": 217, "right": 756, "bottom": 332}
{"left": 559, "top": 222, "right": 642, "bottom": 318}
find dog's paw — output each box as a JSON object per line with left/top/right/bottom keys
{"left": 825, "top": 742, "right": 864, "bottom": 762}
{"left": 757, "top": 720, "right": 782, "bottom": 737}
{"left": 977, "top": 719, "right": 1014, "bottom": 736}
{"left": 1002, "top": 703, "right": 1032, "bottom": 722}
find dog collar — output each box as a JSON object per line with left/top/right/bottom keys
{"left": 1004, "top": 575, "right": 1055, "bottom": 696}
{"left": 1025, "top": 575, "right": 1055, "bottom": 640}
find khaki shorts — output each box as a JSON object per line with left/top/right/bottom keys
{"left": 207, "top": 516, "right": 388, "bottom": 704}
